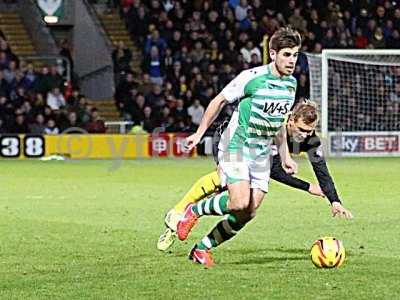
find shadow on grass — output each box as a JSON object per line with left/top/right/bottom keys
{"left": 222, "top": 247, "right": 309, "bottom": 265}
{"left": 224, "top": 255, "right": 308, "bottom": 266}
{"left": 165, "top": 246, "right": 309, "bottom": 256}
{"left": 161, "top": 247, "right": 311, "bottom": 266}
{"left": 168, "top": 252, "right": 190, "bottom": 258}
{"left": 165, "top": 247, "right": 304, "bottom": 254}
{"left": 226, "top": 247, "right": 309, "bottom": 256}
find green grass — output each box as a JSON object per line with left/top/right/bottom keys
{"left": 0, "top": 157, "right": 399, "bottom": 299}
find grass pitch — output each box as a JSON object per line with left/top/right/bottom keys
{"left": 0, "top": 157, "right": 399, "bottom": 299}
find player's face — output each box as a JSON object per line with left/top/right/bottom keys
{"left": 290, "top": 117, "right": 316, "bottom": 142}
{"left": 271, "top": 47, "right": 299, "bottom": 76}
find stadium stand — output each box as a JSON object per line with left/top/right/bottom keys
{"left": 103, "top": 0, "right": 400, "bottom": 133}
{"left": 1, "top": 0, "right": 400, "bottom": 134}
{"left": 0, "top": 5, "right": 105, "bottom": 134}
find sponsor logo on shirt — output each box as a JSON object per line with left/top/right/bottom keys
{"left": 263, "top": 101, "right": 290, "bottom": 116}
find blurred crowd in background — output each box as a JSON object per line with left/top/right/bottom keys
{"left": 1, "top": 0, "right": 400, "bottom": 134}
{"left": 112, "top": 0, "right": 400, "bottom": 133}
{"left": 0, "top": 30, "right": 106, "bottom": 134}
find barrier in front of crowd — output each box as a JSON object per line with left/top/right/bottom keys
{"left": 0, "top": 133, "right": 208, "bottom": 159}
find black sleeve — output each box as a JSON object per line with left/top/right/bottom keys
{"left": 306, "top": 137, "right": 342, "bottom": 204}
{"left": 270, "top": 155, "right": 310, "bottom": 191}
{"left": 211, "top": 131, "right": 220, "bottom": 165}
{"left": 212, "top": 120, "right": 229, "bottom": 165}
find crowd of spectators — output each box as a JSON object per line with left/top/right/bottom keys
{"left": 0, "top": 33, "right": 106, "bottom": 134}
{"left": 111, "top": 0, "right": 400, "bottom": 133}
{"left": 3, "top": 0, "right": 399, "bottom": 134}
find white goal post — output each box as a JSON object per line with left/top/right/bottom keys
{"left": 306, "top": 49, "right": 400, "bottom": 157}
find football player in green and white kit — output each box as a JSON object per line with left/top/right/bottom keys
{"left": 178, "top": 27, "right": 302, "bottom": 267}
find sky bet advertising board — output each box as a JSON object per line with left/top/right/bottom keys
{"left": 330, "top": 132, "right": 400, "bottom": 157}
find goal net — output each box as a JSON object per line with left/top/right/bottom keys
{"left": 306, "top": 50, "right": 400, "bottom": 157}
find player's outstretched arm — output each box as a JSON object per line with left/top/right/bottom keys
{"left": 331, "top": 202, "right": 353, "bottom": 219}
{"left": 270, "top": 155, "right": 325, "bottom": 197}
{"left": 306, "top": 137, "right": 353, "bottom": 219}
{"left": 186, "top": 94, "right": 227, "bottom": 150}
{"left": 275, "top": 126, "right": 298, "bottom": 174}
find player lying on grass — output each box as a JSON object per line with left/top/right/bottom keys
{"left": 157, "top": 101, "right": 353, "bottom": 252}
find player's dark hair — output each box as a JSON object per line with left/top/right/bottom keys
{"left": 291, "top": 100, "right": 318, "bottom": 125}
{"left": 269, "top": 27, "right": 302, "bottom": 52}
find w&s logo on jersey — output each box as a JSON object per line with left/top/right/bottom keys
{"left": 263, "top": 101, "right": 290, "bottom": 116}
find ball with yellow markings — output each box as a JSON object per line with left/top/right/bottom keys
{"left": 310, "top": 237, "right": 345, "bottom": 268}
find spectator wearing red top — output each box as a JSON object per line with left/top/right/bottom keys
{"left": 121, "top": 0, "right": 135, "bottom": 13}
{"left": 354, "top": 27, "right": 369, "bottom": 48}
{"left": 85, "top": 108, "right": 106, "bottom": 133}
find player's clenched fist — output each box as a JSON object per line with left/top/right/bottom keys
{"left": 282, "top": 156, "right": 298, "bottom": 174}
{"left": 308, "top": 183, "right": 325, "bottom": 197}
{"left": 185, "top": 133, "right": 202, "bottom": 151}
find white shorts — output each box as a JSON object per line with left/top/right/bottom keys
{"left": 218, "top": 151, "right": 271, "bottom": 192}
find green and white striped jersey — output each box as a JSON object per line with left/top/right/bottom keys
{"left": 218, "top": 63, "right": 297, "bottom": 159}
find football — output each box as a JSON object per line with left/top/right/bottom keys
{"left": 310, "top": 237, "right": 346, "bottom": 268}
